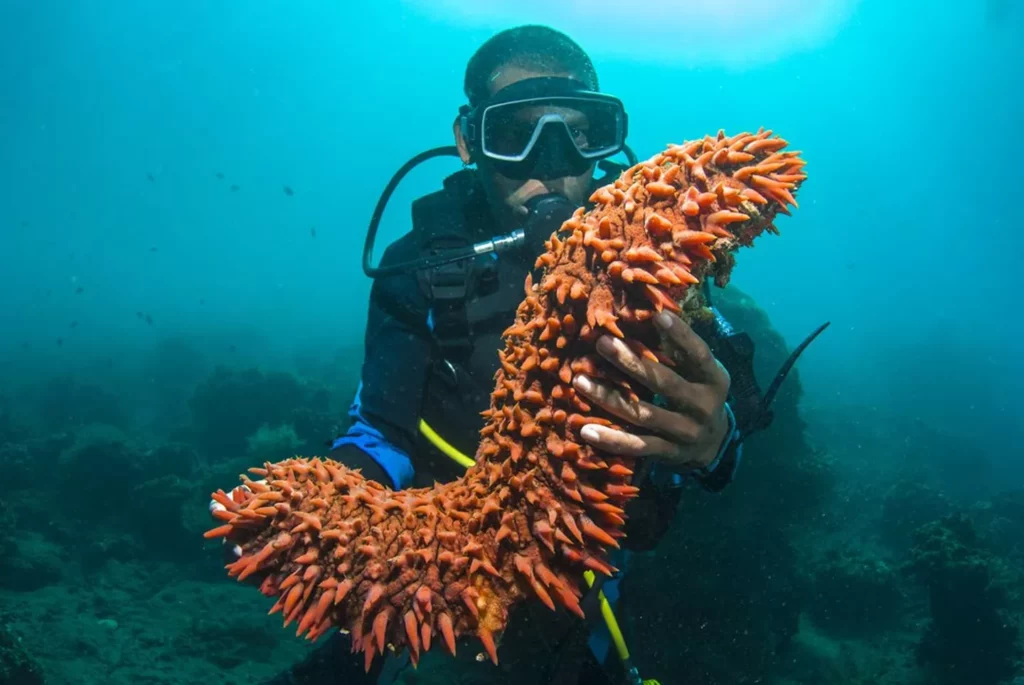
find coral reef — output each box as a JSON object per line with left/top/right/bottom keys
{"left": 246, "top": 423, "right": 303, "bottom": 465}
{"left": 139, "top": 336, "right": 211, "bottom": 431}
{"left": 207, "top": 131, "right": 806, "bottom": 669}
{"left": 188, "top": 366, "right": 331, "bottom": 456}
{"left": 34, "top": 374, "right": 127, "bottom": 432}
{"left": 0, "top": 404, "right": 28, "bottom": 446}
{"left": 809, "top": 546, "right": 905, "bottom": 637}
{"left": 0, "top": 564, "right": 310, "bottom": 684}
{"left": 0, "top": 531, "right": 65, "bottom": 592}
{"left": 58, "top": 426, "right": 198, "bottom": 520}
{"left": 879, "top": 480, "right": 953, "bottom": 552}
{"left": 779, "top": 613, "right": 921, "bottom": 685}
{"left": 906, "top": 513, "right": 1021, "bottom": 684}
{"left": 0, "top": 433, "right": 73, "bottom": 492}
{"left": 971, "top": 488, "right": 1024, "bottom": 567}
{"left": 0, "top": 620, "right": 44, "bottom": 685}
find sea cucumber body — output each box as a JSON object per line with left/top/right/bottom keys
{"left": 206, "top": 129, "right": 806, "bottom": 669}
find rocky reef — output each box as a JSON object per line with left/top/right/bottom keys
{"left": 0, "top": 619, "right": 44, "bottom": 685}
{"left": 809, "top": 546, "right": 905, "bottom": 637}
{"left": 906, "top": 513, "right": 1021, "bottom": 684}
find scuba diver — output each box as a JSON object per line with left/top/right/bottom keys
{"left": 221, "top": 24, "right": 827, "bottom": 685}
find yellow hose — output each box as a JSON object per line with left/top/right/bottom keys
{"left": 583, "top": 570, "right": 631, "bottom": 663}
{"left": 418, "top": 419, "right": 476, "bottom": 469}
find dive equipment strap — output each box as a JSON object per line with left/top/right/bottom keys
{"left": 410, "top": 169, "right": 490, "bottom": 361}
{"left": 420, "top": 251, "right": 474, "bottom": 360}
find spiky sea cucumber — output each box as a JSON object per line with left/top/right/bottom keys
{"left": 206, "top": 129, "right": 806, "bottom": 670}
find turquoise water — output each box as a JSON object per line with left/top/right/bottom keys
{"left": 0, "top": 2, "right": 1021, "bottom": 684}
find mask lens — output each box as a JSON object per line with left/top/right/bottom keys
{"left": 481, "top": 96, "right": 624, "bottom": 161}
{"left": 481, "top": 106, "right": 538, "bottom": 158}
{"left": 576, "top": 98, "right": 622, "bottom": 155}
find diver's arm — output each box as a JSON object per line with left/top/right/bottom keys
{"left": 327, "top": 398, "right": 415, "bottom": 489}
{"left": 691, "top": 401, "right": 743, "bottom": 492}
{"left": 326, "top": 264, "right": 433, "bottom": 490}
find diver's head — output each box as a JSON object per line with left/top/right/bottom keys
{"left": 453, "top": 26, "right": 628, "bottom": 233}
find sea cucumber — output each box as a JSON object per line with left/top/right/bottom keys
{"left": 205, "top": 129, "right": 806, "bottom": 670}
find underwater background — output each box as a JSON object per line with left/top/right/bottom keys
{"left": 1, "top": 1, "right": 1022, "bottom": 683}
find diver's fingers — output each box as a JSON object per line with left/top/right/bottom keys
{"left": 209, "top": 481, "right": 265, "bottom": 559}
{"left": 654, "top": 311, "right": 730, "bottom": 390}
{"left": 208, "top": 480, "right": 267, "bottom": 515}
{"left": 573, "top": 374, "right": 701, "bottom": 445}
{"left": 577, "top": 423, "right": 681, "bottom": 459}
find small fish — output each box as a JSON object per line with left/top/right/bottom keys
{"left": 229, "top": 344, "right": 237, "bottom": 353}
{"left": 136, "top": 311, "right": 144, "bottom": 319}
{"left": 283, "top": 185, "right": 294, "bottom": 196}
{"left": 230, "top": 184, "right": 240, "bottom": 192}
{"left": 56, "top": 338, "right": 63, "bottom": 347}
{"left": 199, "top": 298, "right": 205, "bottom": 305}
{"left": 75, "top": 286, "right": 84, "bottom": 295}
{"left": 147, "top": 173, "right": 155, "bottom": 182}
{"left": 145, "top": 314, "right": 153, "bottom": 325}
{"left": 20, "top": 220, "right": 29, "bottom": 228}
{"left": 216, "top": 172, "right": 225, "bottom": 180}
{"left": 310, "top": 226, "right": 316, "bottom": 239}
{"left": 70, "top": 321, "right": 78, "bottom": 328}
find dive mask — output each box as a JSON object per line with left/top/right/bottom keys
{"left": 459, "top": 77, "right": 629, "bottom": 181}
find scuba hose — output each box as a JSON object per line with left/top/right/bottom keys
{"left": 361, "top": 146, "right": 639, "bottom": 280}
{"left": 417, "top": 418, "right": 660, "bottom": 685}
{"left": 362, "top": 147, "right": 528, "bottom": 279}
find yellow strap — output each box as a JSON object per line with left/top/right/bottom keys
{"left": 583, "top": 570, "right": 631, "bottom": 662}
{"left": 418, "top": 418, "right": 476, "bottom": 469}
{"left": 418, "top": 419, "right": 637, "bottom": 670}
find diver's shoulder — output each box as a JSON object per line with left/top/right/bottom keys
{"left": 377, "top": 232, "right": 421, "bottom": 267}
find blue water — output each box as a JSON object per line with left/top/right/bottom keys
{"left": 1, "top": 2, "right": 1022, "bottom": 683}
{"left": 3, "top": 1, "right": 1020, "bottom": 463}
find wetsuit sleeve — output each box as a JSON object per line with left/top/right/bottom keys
{"left": 692, "top": 403, "right": 744, "bottom": 492}
{"left": 327, "top": 241, "right": 433, "bottom": 490}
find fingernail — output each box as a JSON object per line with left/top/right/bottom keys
{"left": 574, "top": 375, "right": 592, "bottom": 392}
{"left": 581, "top": 425, "right": 600, "bottom": 442}
{"left": 655, "top": 311, "right": 674, "bottom": 329}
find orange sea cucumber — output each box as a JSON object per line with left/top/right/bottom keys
{"left": 206, "top": 129, "right": 806, "bottom": 670}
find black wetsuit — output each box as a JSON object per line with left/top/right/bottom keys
{"left": 263, "top": 170, "right": 745, "bottom": 685}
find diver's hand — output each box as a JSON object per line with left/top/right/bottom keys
{"left": 209, "top": 484, "right": 255, "bottom": 563}
{"left": 572, "top": 311, "right": 731, "bottom": 473}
